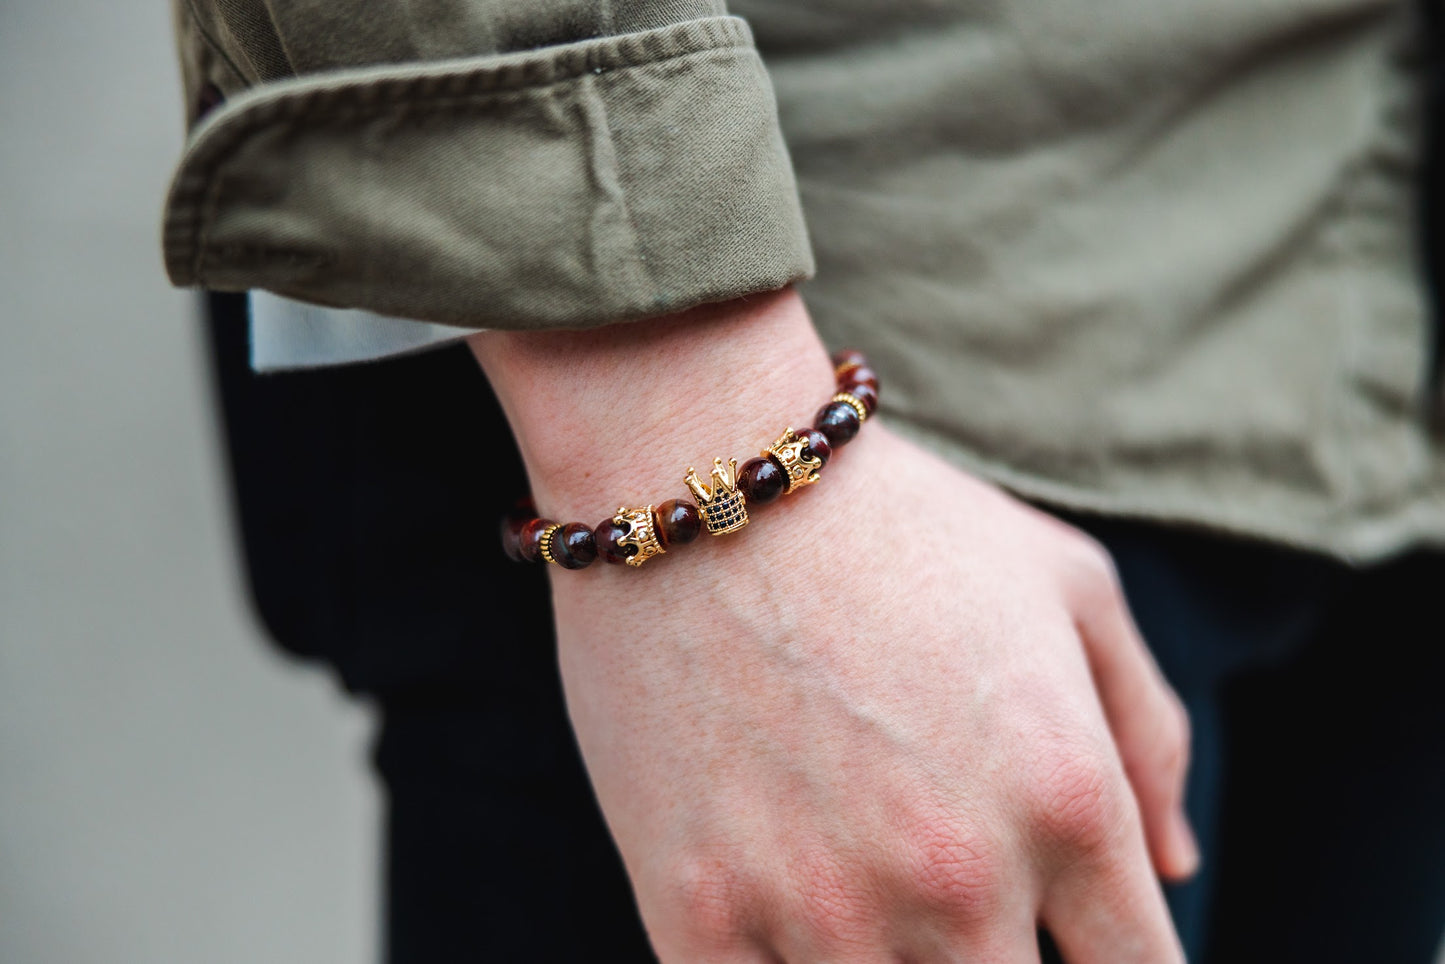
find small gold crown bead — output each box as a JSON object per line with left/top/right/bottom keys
{"left": 537, "top": 523, "right": 562, "bottom": 565}
{"left": 683, "top": 457, "right": 750, "bottom": 535}
{"left": 764, "top": 428, "right": 824, "bottom": 494}
{"left": 613, "top": 505, "right": 666, "bottom": 567}
{"left": 832, "top": 392, "right": 868, "bottom": 423}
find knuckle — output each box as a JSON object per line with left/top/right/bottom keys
{"left": 1162, "top": 697, "right": 1191, "bottom": 764}
{"left": 1025, "top": 745, "right": 1129, "bottom": 857}
{"left": 1170, "top": 695, "right": 1193, "bottom": 750}
{"left": 1059, "top": 533, "right": 1125, "bottom": 610}
{"left": 1157, "top": 696, "right": 1192, "bottom": 774}
{"left": 1127, "top": 692, "right": 1191, "bottom": 783}
{"left": 1072, "top": 531, "right": 1119, "bottom": 581}
{"left": 896, "top": 813, "right": 1006, "bottom": 922}
{"left": 788, "top": 851, "right": 875, "bottom": 948}
{"left": 664, "top": 856, "right": 747, "bottom": 946}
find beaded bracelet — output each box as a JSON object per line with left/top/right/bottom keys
{"left": 501, "top": 349, "right": 880, "bottom": 571}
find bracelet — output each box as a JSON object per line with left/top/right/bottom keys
{"left": 501, "top": 349, "right": 880, "bottom": 571}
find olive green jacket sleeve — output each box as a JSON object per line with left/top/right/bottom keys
{"left": 163, "top": 0, "right": 814, "bottom": 330}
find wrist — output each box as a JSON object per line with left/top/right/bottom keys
{"left": 468, "top": 288, "right": 835, "bottom": 522}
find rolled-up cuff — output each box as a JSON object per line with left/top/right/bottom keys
{"left": 163, "top": 16, "right": 813, "bottom": 330}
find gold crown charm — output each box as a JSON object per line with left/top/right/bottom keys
{"left": 764, "top": 428, "right": 823, "bottom": 493}
{"left": 683, "top": 457, "right": 749, "bottom": 535}
{"left": 613, "top": 505, "right": 666, "bottom": 567}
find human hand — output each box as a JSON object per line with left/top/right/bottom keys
{"left": 555, "top": 423, "right": 1192, "bottom": 961}
{"left": 470, "top": 291, "right": 1195, "bottom": 962}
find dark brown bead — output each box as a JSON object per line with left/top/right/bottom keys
{"left": 550, "top": 522, "right": 597, "bottom": 570}
{"left": 798, "top": 428, "right": 832, "bottom": 467}
{"left": 814, "top": 401, "right": 861, "bottom": 448}
{"left": 738, "top": 456, "right": 786, "bottom": 506}
{"left": 518, "top": 517, "right": 554, "bottom": 563}
{"left": 831, "top": 348, "right": 868, "bottom": 372}
{"left": 595, "top": 517, "right": 636, "bottom": 565}
{"left": 500, "top": 512, "right": 529, "bottom": 562}
{"left": 501, "top": 497, "right": 538, "bottom": 562}
{"left": 843, "top": 381, "right": 879, "bottom": 416}
{"left": 838, "top": 365, "right": 880, "bottom": 395}
{"left": 656, "top": 499, "right": 702, "bottom": 547}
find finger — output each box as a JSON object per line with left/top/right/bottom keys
{"left": 1069, "top": 551, "right": 1198, "bottom": 881}
{"left": 763, "top": 925, "right": 882, "bottom": 964}
{"left": 1041, "top": 829, "right": 1185, "bottom": 964}
{"left": 651, "top": 933, "right": 782, "bottom": 964}
{"left": 643, "top": 893, "right": 780, "bottom": 964}
{"left": 763, "top": 871, "right": 1040, "bottom": 964}
{"left": 895, "top": 915, "right": 1044, "bottom": 964}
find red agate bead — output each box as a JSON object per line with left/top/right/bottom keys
{"left": 656, "top": 499, "right": 702, "bottom": 547}
{"left": 738, "top": 456, "right": 786, "bottom": 505}
{"left": 838, "top": 365, "right": 879, "bottom": 393}
{"left": 842, "top": 381, "right": 878, "bottom": 416}
{"left": 797, "top": 428, "right": 832, "bottom": 466}
{"left": 518, "top": 518, "right": 554, "bottom": 563}
{"left": 595, "top": 517, "right": 635, "bottom": 565}
{"left": 549, "top": 522, "right": 598, "bottom": 570}
{"left": 813, "top": 401, "right": 861, "bottom": 448}
{"left": 500, "top": 515, "right": 528, "bottom": 562}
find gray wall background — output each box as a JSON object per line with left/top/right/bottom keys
{"left": 0, "top": 3, "right": 379, "bottom": 963}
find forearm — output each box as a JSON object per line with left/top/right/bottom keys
{"left": 466, "top": 287, "right": 835, "bottom": 523}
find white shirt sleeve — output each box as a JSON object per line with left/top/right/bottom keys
{"left": 248, "top": 290, "right": 475, "bottom": 372}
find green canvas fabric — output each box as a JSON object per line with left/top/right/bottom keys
{"left": 163, "top": 0, "right": 1445, "bottom": 560}
{"left": 164, "top": 7, "right": 812, "bottom": 328}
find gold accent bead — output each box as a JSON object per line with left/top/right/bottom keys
{"left": 763, "top": 428, "right": 823, "bottom": 494}
{"left": 537, "top": 523, "right": 561, "bottom": 565}
{"left": 832, "top": 392, "right": 868, "bottom": 423}
{"left": 613, "top": 505, "right": 666, "bottom": 567}
{"left": 683, "top": 458, "right": 749, "bottom": 535}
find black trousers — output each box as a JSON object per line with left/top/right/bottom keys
{"left": 206, "top": 293, "right": 1445, "bottom": 963}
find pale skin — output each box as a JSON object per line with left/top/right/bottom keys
{"left": 469, "top": 287, "right": 1198, "bottom": 962}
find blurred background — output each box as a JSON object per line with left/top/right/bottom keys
{"left": 0, "top": 3, "right": 378, "bottom": 962}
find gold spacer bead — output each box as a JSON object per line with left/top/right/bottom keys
{"left": 832, "top": 392, "right": 868, "bottom": 423}
{"left": 537, "top": 523, "right": 561, "bottom": 565}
